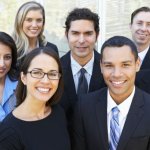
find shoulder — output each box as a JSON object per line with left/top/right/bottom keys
{"left": 52, "top": 104, "right": 66, "bottom": 117}
{"left": 0, "top": 126, "right": 21, "bottom": 149}
{"left": 79, "top": 87, "right": 107, "bottom": 106}
{"left": 60, "top": 51, "right": 71, "bottom": 66}
{"left": 46, "top": 42, "right": 57, "bottom": 48}
{"left": 45, "top": 42, "right": 59, "bottom": 54}
{"left": 61, "top": 51, "right": 70, "bottom": 60}
{"left": 135, "top": 87, "right": 150, "bottom": 105}
{"left": 51, "top": 104, "right": 67, "bottom": 124}
{"left": 0, "top": 113, "right": 22, "bottom": 148}
{"left": 94, "top": 50, "right": 100, "bottom": 59}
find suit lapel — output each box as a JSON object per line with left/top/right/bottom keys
{"left": 117, "top": 88, "right": 144, "bottom": 150}
{"left": 89, "top": 51, "right": 106, "bottom": 92}
{"left": 96, "top": 88, "right": 109, "bottom": 149}
{"left": 140, "top": 46, "right": 150, "bottom": 70}
{"left": 62, "top": 52, "right": 77, "bottom": 102}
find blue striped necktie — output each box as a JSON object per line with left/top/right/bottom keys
{"left": 110, "top": 107, "right": 120, "bottom": 150}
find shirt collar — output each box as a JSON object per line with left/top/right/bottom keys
{"left": 107, "top": 86, "right": 135, "bottom": 118}
{"left": 138, "top": 46, "right": 149, "bottom": 63}
{"left": 71, "top": 51, "right": 94, "bottom": 76}
{"left": 2, "top": 76, "right": 18, "bottom": 105}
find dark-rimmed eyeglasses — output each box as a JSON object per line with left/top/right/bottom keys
{"left": 27, "top": 69, "right": 61, "bottom": 80}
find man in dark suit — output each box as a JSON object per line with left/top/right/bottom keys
{"left": 60, "top": 8, "right": 106, "bottom": 125}
{"left": 130, "top": 7, "right": 150, "bottom": 93}
{"left": 130, "top": 6, "right": 150, "bottom": 69}
{"left": 71, "top": 36, "right": 150, "bottom": 150}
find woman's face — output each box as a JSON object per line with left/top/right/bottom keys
{"left": 21, "top": 53, "right": 60, "bottom": 103}
{"left": 0, "top": 43, "right": 12, "bottom": 80}
{"left": 23, "top": 9, "right": 44, "bottom": 41}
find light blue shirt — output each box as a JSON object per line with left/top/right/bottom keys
{"left": 70, "top": 52, "right": 94, "bottom": 93}
{"left": 0, "top": 75, "right": 18, "bottom": 121}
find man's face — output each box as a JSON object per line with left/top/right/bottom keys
{"left": 130, "top": 11, "right": 150, "bottom": 49}
{"left": 66, "top": 20, "right": 98, "bottom": 62}
{"left": 100, "top": 45, "right": 140, "bottom": 104}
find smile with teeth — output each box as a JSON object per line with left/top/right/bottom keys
{"left": 37, "top": 87, "right": 50, "bottom": 93}
{"left": 77, "top": 46, "right": 87, "bottom": 48}
{"left": 111, "top": 81, "right": 125, "bottom": 86}
{"left": 29, "top": 29, "right": 38, "bottom": 33}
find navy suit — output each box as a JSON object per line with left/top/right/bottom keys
{"left": 140, "top": 47, "right": 150, "bottom": 70}
{"left": 71, "top": 87, "right": 150, "bottom": 150}
{"left": 40, "top": 41, "right": 59, "bottom": 55}
{"left": 135, "top": 47, "right": 150, "bottom": 93}
{"left": 60, "top": 50, "right": 106, "bottom": 124}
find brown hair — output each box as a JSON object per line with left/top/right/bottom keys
{"left": 16, "top": 47, "right": 63, "bottom": 106}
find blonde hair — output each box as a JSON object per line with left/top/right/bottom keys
{"left": 12, "top": 1, "right": 47, "bottom": 61}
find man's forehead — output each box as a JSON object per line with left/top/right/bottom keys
{"left": 134, "top": 11, "right": 150, "bottom": 21}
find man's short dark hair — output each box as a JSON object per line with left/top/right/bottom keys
{"left": 101, "top": 36, "right": 138, "bottom": 61}
{"left": 131, "top": 6, "right": 150, "bottom": 24}
{"left": 65, "top": 8, "right": 99, "bottom": 36}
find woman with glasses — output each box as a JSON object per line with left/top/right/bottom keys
{"left": 0, "top": 47, "right": 70, "bottom": 150}
{"left": 12, "top": 1, "right": 59, "bottom": 72}
{"left": 0, "top": 32, "right": 18, "bottom": 122}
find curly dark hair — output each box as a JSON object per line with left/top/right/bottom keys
{"left": 65, "top": 8, "right": 99, "bottom": 37}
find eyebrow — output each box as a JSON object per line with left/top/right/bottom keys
{"left": 71, "top": 30, "right": 94, "bottom": 33}
{"left": 31, "top": 68, "right": 59, "bottom": 72}
{"left": 102, "top": 60, "right": 133, "bottom": 64}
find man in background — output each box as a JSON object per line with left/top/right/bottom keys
{"left": 130, "top": 7, "right": 150, "bottom": 93}
{"left": 60, "top": 8, "right": 106, "bottom": 127}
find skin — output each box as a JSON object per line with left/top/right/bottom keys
{"left": 0, "top": 43, "right": 12, "bottom": 83}
{"left": 66, "top": 20, "right": 98, "bottom": 66}
{"left": 100, "top": 45, "right": 140, "bottom": 104}
{"left": 130, "top": 11, "right": 150, "bottom": 52}
{"left": 23, "top": 10, "right": 44, "bottom": 48}
{"left": 13, "top": 53, "right": 59, "bottom": 120}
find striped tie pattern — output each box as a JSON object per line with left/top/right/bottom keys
{"left": 110, "top": 107, "right": 120, "bottom": 150}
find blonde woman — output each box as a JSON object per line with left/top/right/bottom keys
{"left": 12, "top": 1, "right": 58, "bottom": 71}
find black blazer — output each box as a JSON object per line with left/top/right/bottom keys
{"left": 140, "top": 46, "right": 150, "bottom": 70}
{"left": 40, "top": 41, "right": 59, "bottom": 55}
{"left": 71, "top": 87, "right": 150, "bottom": 150}
{"left": 60, "top": 50, "right": 106, "bottom": 123}
{"left": 135, "top": 46, "right": 150, "bottom": 93}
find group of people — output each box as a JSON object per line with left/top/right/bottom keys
{"left": 0, "top": 1, "right": 150, "bottom": 150}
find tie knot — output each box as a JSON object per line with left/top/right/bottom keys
{"left": 80, "top": 68, "right": 86, "bottom": 74}
{"left": 112, "top": 107, "right": 120, "bottom": 116}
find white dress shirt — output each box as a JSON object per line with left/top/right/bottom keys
{"left": 138, "top": 46, "right": 149, "bottom": 65}
{"left": 107, "top": 86, "right": 135, "bottom": 142}
{"left": 70, "top": 52, "right": 94, "bottom": 93}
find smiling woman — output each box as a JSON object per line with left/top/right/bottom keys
{"left": 0, "top": 32, "right": 18, "bottom": 122}
{"left": 12, "top": 1, "right": 59, "bottom": 73}
{"left": 0, "top": 47, "right": 70, "bottom": 150}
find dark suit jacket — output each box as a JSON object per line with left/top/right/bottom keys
{"left": 71, "top": 87, "right": 150, "bottom": 150}
{"left": 40, "top": 41, "right": 59, "bottom": 55}
{"left": 60, "top": 50, "right": 106, "bottom": 123}
{"left": 140, "top": 46, "right": 150, "bottom": 70}
{"left": 135, "top": 46, "right": 150, "bottom": 93}
{"left": 135, "top": 69, "right": 150, "bottom": 94}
